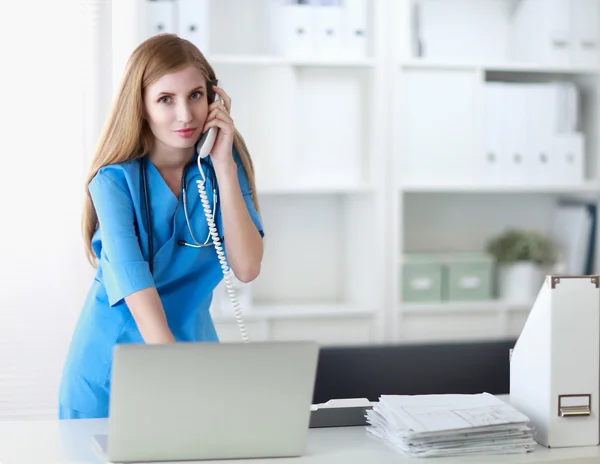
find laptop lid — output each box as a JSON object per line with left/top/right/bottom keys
{"left": 104, "top": 341, "right": 319, "bottom": 463}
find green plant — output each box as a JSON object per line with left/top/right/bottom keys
{"left": 486, "top": 228, "right": 556, "bottom": 266}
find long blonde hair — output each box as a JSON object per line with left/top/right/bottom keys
{"left": 82, "top": 34, "right": 259, "bottom": 266}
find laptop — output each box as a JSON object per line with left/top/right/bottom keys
{"left": 93, "top": 340, "right": 319, "bottom": 463}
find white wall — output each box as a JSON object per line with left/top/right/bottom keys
{"left": 0, "top": 0, "right": 95, "bottom": 419}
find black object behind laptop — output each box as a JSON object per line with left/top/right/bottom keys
{"left": 309, "top": 339, "right": 516, "bottom": 428}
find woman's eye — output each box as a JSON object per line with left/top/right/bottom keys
{"left": 159, "top": 96, "right": 172, "bottom": 104}
{"left": 190, "top": 91, "right": 203, "bottom": 100}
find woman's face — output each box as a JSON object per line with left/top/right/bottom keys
{"left": 143, "top": 65, "right": 209, "bottom": 152}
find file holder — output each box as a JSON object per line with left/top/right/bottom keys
{"left": 510, "top": 275, "right": 600, "bottom": 448}
{"left": 309, "top": 398, "right": 372, "bottom": 428}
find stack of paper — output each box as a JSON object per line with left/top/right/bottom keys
{"left": 366, "top": 393, "right": 536, "bottom": 458}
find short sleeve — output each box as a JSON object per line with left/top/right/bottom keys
{"left": 89, "top": 171, "right": 155, "bottom": 306}
{"left": 232, "top": 148, "right": 264, "bottom": 237}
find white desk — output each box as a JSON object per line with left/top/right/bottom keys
{"left": 3, "top": 418, "right": 600, "bottom": 464}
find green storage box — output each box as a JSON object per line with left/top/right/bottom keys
{"left": 445, "top": 253, "right": 494, "bottom": 301}
{"left": 401, "top": 254, "right": 444, "bottom": 302}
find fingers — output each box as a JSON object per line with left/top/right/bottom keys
{"left": 202, "top": 116, "right": 233, "bottom": 134}
{"left": 203, "top": 106, "right": 234, "bottom": 131}
{"left": 213, "top": 85, "right": 231, "bottom": 113}
{"left": 204, "top": 85, "right": 234, "bottom": 134}
{"left": 207, "top": 101, "right": 229, "bottom": 117}
{"left": 206, "top": 105, "right": 233, "bottom": 125}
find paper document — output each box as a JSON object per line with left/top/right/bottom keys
{"left": 379, "top": 393, "right": 530, "bottom": 433}
{"left": 366, "top": 393, "right": 536, "bottom": 458}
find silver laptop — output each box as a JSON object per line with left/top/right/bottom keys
{"left": 93, "top": 341, "right": 319, "bottom": 463}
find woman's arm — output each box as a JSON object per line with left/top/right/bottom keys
{"left": 89, "top": 171, "right": 175, "bottom": 344}
{"left": 124, "top": 288, "right": 175, "bottom": 344}
{"left": 202, "top": 85, "right": 263, "bottom": 282}
{"left": 213, "top": 158, "right": 263, "bottom": 283}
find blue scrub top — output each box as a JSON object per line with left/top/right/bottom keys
{"left": 58, "top": 148, "right": 263, "bottom": 418}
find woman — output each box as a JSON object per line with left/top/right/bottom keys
{"left": 58, "top": 33, "right": 264, "bottom": 419}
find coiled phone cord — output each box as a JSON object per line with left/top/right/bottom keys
{"left": 196, "top": 156, "right": 250, "bottom": 343}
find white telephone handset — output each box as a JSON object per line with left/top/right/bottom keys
{"left": 195, "top": 91, "right": 250, "bottom": 343}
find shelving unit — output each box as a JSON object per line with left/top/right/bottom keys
{"left": 209, "top": 54, "right": 376, "bottom": 68}
{"left": 129, "top": 0, "right": 600, "bottom": 345}
{"left": 402, "top": 60, "right": 600, "bottom": 75}
{"left": 390, "top": 0, "right": 600, "bottom": 344}
{"left": 136, "top": 0, "right": 387, "bottom": 345}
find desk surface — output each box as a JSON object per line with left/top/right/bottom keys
{"left": 3, "top": 418, "right": 600, "bottom": 464}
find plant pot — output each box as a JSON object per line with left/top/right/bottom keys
{"left": 497, "top": 261, "right": 544, "bottom": 303}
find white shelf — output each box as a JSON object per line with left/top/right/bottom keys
{"left": 257, "top": 184, "right": 375, "bottom": 195}
{"left": 402, "top": 300, "right": 533, "bottom": 315}
{"left": 209, "top": 54, "right": 376, "bottom": 68}
{"left": 401, "top": 59, "right": 600, "bottom": 75}
{"left": 400, "top": 182, "right": 600, "bottom": 194}
{"left": 213, "top": 303, "right": 375, "bottom": 323}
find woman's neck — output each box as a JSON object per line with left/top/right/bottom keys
{"left": 148, "top": 141, "right": 194, "bottom": 173}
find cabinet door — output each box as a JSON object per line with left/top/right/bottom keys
{"left": 399, "top": 68, "right": 478, "bottom": 185}
{"left": 399, "top": 312, "right": 502, "bottom": 342}
{"left": 271, "top": 318, "right": 374, "bottom": 346}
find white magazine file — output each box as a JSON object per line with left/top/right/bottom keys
{"left": 510, "top": 275, "right": 600, "bottom": 448}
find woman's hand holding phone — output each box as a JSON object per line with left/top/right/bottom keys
{"left": 202, "top": 85, "right": 235, "bottom": 166}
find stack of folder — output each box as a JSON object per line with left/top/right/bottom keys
{"left": 366, "top": 392, "right": 536, "bottom": 457}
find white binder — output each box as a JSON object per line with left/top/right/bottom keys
{"left": 482, "top": 83, "right": 508, "bottom": 184}
{"left": 177, "top": 0, "right": 210, "bottom": 54}
{"left": 526, "top": 84, "right": 557, "bottom": 185}
{"left": 553, "top": 132, "right": 585, "bottom": 185}
{"left": 146, "top": 0, "right": 176, "bottom": 38}
{"left": 571, "top": 0, "right": 600, "bottom": 66}
{"left": 279, "top": 2, "right": 315, "bottom": 59}
{"left": 510, "top": 275, "right": 600, "bottom": 448}
{"left": 341, "top": 0, "right": 368, "bottom": 59}
{"left": 504, "top": 84, "right": 530, "bottom": 184}
{"left": 313, "top": 3, "right": 343, "bottom": 58}
{"left": 510, "top": 0, "right": 572, "bottom": 65}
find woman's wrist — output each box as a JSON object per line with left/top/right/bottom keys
{"left": 212, "top": 155, "right": 237, "bottom": 179}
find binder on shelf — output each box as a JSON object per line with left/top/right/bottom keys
{"left": 504, "top": 84, "right": 530, "bottom": 185}
{"left": 526, "top": 84, "right": 556, "bottom": 185}
{"left": 278, "top": 1, "right": 316, "bottom": 59}
{"left": 510, "top": 0, "right": 572, "bottom": 65}
{"left": 341, "top": 0, "right": 368, "bottom": 59}
{"left": 510, "top": 275, "right": 600, "bottom": 448}
{"left": 550, "top": 200, "right": 596, "bottom": 276}
{"left": 482, "top": 83, "right": 509, "bottom": 184}
{"left": 312, "top": 1, "right": 343, "bottom": 58}
{"left": 176, "top": 0, "right": 210, "bottom": 54}
{"left": 553, "top": 132, "right": 585, "bottom": 185}
{"left": 147, "top": 0, "right": 176, "bottom": 38}
{"left": 416, "top": 0, "right": 510, "bottom": 62}
{"left": 482, "top": 81, "right": 583, "bottom": 186}
{"left": 272, "top": 0, "right": 368, "bottom": 60}
{"left": 551, "top": 202, "right": 593, "bottom": 275}
{"left": 570, "top": 0, "right": 600, "bottom": 66}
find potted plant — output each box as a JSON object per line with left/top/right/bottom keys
{"left": 486, "top": 228, "right": 556, "bottom": 303}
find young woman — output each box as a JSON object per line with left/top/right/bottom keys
{"left": 58, "top": 33, "right": 264, "bottom": 419}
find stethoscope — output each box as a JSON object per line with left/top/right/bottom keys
{"left": 140, "top": 155, "right": 220, "bottom": 274}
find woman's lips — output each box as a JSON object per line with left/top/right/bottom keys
{"left": 174, "top": 128, "right": 197, "bottom": 138}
